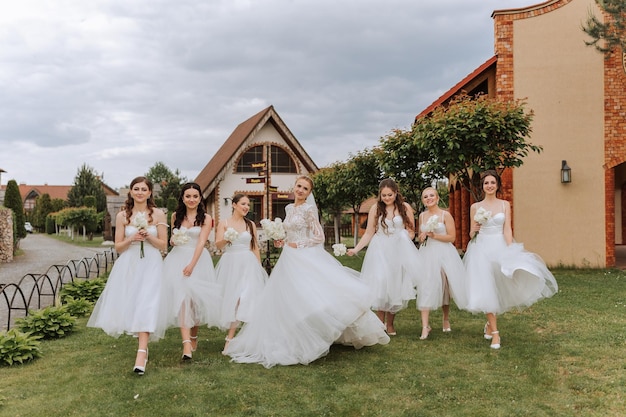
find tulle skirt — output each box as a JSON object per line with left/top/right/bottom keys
{"left": 87, "top": 242, "right": 167, "bottom": 342}
{"left": 359, "top": 231, "right": 419, "bottom": 313}
{"left": 225, "top": 244, "right": 390, "bottom": 368}
{"left": 160, "top": 245, "right": 222, "bottom": 329}
{"left": 415, "top": 239, "right": 468, "bottom": 310}
{"left": 463, "top": 232, "right": 558, "bottom": 314}
{"left": 215, "top": 248, "right": 268, "bottom": 329}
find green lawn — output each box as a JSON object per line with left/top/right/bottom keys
{"left": 2, "top": 256, "right": 625, "bottom": 416}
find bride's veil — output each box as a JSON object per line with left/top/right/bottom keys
{"left": 306, "top": 192, "right": 319, "bottom": 219}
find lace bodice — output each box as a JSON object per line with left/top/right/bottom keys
{"left": 377, "top": 215, "right": 405, "bottom": 236}
{"left": 283, "top": 203, "right": 324, "bottom": 248}
{"left": 224, "top": 230, "right": 252, "bottom": 253}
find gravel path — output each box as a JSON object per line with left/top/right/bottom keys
{"left": 0, "top": 233, "right": 113, "bottom": 285}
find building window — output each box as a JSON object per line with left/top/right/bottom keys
{"left": 236, "top": 146, "right": 264, "bottom": 173}
{"left": 271, "top": 146, "right": 297, "bottom": 173}
{"left": 247, "top": 195, "right": 263, "bottom": 224}
{"left": 272, "top": 200, "right": 290, "bottom": 221}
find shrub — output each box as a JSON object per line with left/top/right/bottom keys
{"left": 16, "top": 305, "right": 76, "bottom": 339}
{"left": 0, "top": 328, "right": 42, "bottom": 366}
{"left": 63, "top": 296, "right": 93, "bottom": 317}
{"left": 60, "top": 278, "right": 106, "bottom": 303}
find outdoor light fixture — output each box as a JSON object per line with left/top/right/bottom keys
{"left": 561, "top": 160, "right": 571, "bottom": 183}
{"left": 223, "top": 197, "right": 232, "bottom": 206}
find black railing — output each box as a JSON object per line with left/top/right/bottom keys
{"left": 0, "top": 248, "right": 117, "bottom": 331}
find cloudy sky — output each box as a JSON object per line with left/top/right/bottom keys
{"left": 0, "top": 0, "right": 535, "bottom": 190}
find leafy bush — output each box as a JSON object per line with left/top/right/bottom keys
{"left": 16, "top": 305, "right": 76, "bottom": 339}
{"left": 60, "top": 278, "right": 105, "bottom": 303}
{"left": 0, "top": 328, "right": 42, "bottom": 366}
{"left": 63, "top": 296, "right": 93, "bottom": 317}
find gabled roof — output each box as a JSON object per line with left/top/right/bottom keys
{"left": 1, "top": 182, "right": 118, "bottom": 202}
{"left": 415, "top": 55, "right": 497, "bottom": 120}
{"left": 194, "top": 105, "right": 318, "bottom": 195}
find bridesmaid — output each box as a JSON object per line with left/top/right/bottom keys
{"left": 162, "top": 182, "right": 222, "bottom": 360}
{"left": 415, "top": 187, "right": 467, "bottom": 340}
{"left": 347, "top": 178, "right": 419, "bottom": 336}
{"left": 214, "top": 194, "right": 267, "bottom": 353}
{"left": 463, "top": 170, "right": 558, "bottom": 349}
{"left": 87, "top": 176, "right": 168, "bottom": 375}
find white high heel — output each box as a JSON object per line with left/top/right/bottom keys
{"left": 483, "top": 322, "right": 493, "bottom": 340}
{"left": 182, "top": 340, "right": 192, "bottom": 360}
{"left": 133, "top": 349, "right": 148, "bottom": 375}
{"left": 490, "top": 331, "right": 501, "bottom": 349}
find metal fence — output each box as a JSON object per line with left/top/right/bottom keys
{"left": 0, "top": 249, "right": 116, "bottom": 331}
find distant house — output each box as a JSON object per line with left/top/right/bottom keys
{"left": 416, "top": 0, "right": 626, "bottom": 267}
{"left": 194, "top": 105, "right": 318, "bottom": 237}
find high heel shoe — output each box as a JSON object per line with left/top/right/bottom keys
{"left": 442, "top": 320, "right": 451, "bottom": 333}
{"left": 483, "top": 322, "right": 493, "bottom": 340}
{"left": 222, "top": 337, "right": 232, "bottom": 356}
{"left": 420, "top": 326, "right": 431, "bottom": 340}
{"left": 490, "top": 331, "right": 501, "bottom": 349}
{"left": 182, "top": 340, "right": 192, "bottom": 360}
{"left": 190, "top": 335, "right": 198, "bottom": 352}
{"left": 133, "top": 349, "right": 148, "bottom": 375}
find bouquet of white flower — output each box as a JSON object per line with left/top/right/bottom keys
{"left": 260, "top": 218, "right": 286, "bottom": 241}
{"left": 171, "top": 228, "right": 190, "bottom": 246}
{"left": 422, "top": 214, "right": 439, "bottom": 247}
{"left": 132, "top": 212, "right": 149, "bottom": 258}
{"left": 332, "top": 243, "right": 347, "bottom": 256}
{"left": 224, "top": 227, "right": 239, "bottom": 244}
{"left": 471, "top": 207, "right": 492, "bottom": 242}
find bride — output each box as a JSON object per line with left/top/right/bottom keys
{"left": 224, "top": 176, "right": 390, "bottom": 368}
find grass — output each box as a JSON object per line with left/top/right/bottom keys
{"left": 47, "top": 232, "right": 108, "bottom": 248}
{"left": 3, "top": 252, "right": 626, "bottom": 416}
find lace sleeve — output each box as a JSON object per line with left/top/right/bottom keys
{"left": 296, "top": 205, "right": 325, "bottom": 248}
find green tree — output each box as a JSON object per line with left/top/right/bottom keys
{"left": 379, "top": 128, "right": 440, "bottom": 208}
{"left": 3, "top": 179, "right": 26, "bottom": 246}
{"left": 33, "top": 193, "right": 53, "bottom": 231}
{"left": 67, "top": 164, "right": 107, "bottom": 212}
{"left": 583, "top": 0, "right": 626, "bottom": 68}
{"left": 54, "top": 207, "right": 98, "bottom": 240}
{"left": 145, "top": 161, "right": 187, "bottom": 206}
{"left": 341, "top": 149, "right": 384, "bottom": 243}
{"left": 312, "top": 165, "right": 349, "bottom": 244}
{"left": 413, "top": 94, "right": 539, "bottom": 202}
{"left": 51, "top": 198, "right": 66, "bottom": 212}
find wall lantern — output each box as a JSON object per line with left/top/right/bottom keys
{"left": 561, "top": 160, "right": 571, "bottom": 183}
{"left": 223, "top": 197, "right": 232, "bottom": 206}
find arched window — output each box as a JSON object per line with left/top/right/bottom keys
{"left": 236, "top": 146, "right": 264, "bottom": 173}
{"left": 271, "top": 145, "right": 297, "bottom": 173}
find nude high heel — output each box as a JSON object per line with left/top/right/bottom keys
{"left": 420, "top": 326, "right": 431, "bottom": 340}
{"left": 190, "top": 335, "right": 198, "bottom": 352}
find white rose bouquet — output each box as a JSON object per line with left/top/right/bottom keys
{"left": 471, "top": 207, "right": 492, "bottom": 242}
{"left": 421, "top": 214, "right": 439, "bottom": 247}
{"left": 171, "top": 228, "right": 190, "bottom": 246}
{"left": 260, "top": 218, "right": 286, "bottom": 241}
{"left": 224, "top": 227, "right": 239, "bottom": 244}
{"left": 332, "top": 243, "right": 347, "bottom": 256}
{"left": 132, "top": 212, "right": 149, "bottom": 258}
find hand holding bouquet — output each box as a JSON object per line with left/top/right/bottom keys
{"left": 171, "top": 228, "right": 190, "bottom": 246}
{"left": 422, "top": 215, "right": 439, "bottom": 247}
{"left": 224, "top": 227, "right": 239, "bottom": 244}
{"left": 471, "top": 207, "right": 492, "bottom": 242}
{"left": 132, "top": 212, "right": 149, "bottom": 258}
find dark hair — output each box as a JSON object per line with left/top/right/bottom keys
{"left": 375, "top": 178, "right": 414, "bottom": 233}
{"left": 481, "top": 170, "right": 501, "bottom": 194}
{"left": 232, "top": 193, "right": 258, "bottom": 251}
{"left": 124, "top": 176, "right": 157, "bottom": 224}
{"left": 173, "top": 183, "right": 206, "bottom": 229}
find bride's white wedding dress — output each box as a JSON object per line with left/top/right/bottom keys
{"left": 225, "top": 202, "right": 390, "bottom": 368}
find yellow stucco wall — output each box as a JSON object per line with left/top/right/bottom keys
{"left": 511, "top": 0, "right": 605, "bottom": 267}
